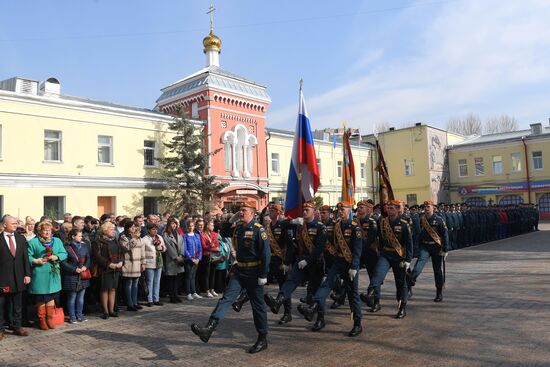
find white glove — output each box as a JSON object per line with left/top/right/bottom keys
{"left": 283, "top": 264, "right": 291, "bottom": 274}
{"left": 258, "top": 278, "right": 267, "bottom": 286}
{"left": 348, "top": 268, "right": 357, "bottom": 281}
{"left": 405, "top": 262, "right": 411, "bottom": 271}
{"left": 441, "top": 251, "right": 448, "bottom": 261}
{"left": 291, "top": 217, "right": 304, "bottom": 226}
{"left": 298, "top": 260, "right": 308, "bottom": 270}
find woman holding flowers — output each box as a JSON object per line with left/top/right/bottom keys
{"left": 27, "top": 221, "right": 68, "bottom": 330}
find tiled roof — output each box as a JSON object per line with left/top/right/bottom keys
{"left": 156, "top": 66, "right": 270, "bottom": 104}
{"left": 451, "top": 126, "right": 550, "bottom": 147}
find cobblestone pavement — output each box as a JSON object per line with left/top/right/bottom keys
{"left": 1, "top": 224, "right": 549, "bottom": 367}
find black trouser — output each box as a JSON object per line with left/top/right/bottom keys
{"left": 0, "top": 292, "right": 23, "bottom": 331}
{"left": 165, "top": 274, "right": 182, "bottom": 300}
{"left": 198, "top": 257, "right": 218, "bottom": 292}
{"left": 360, "top": 245, "right": 379, "bottom": 281}
{"left": 214, "top": 269, "right": 228, "bottom": 294}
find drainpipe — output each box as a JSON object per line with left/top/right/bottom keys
{"left": 521, "top": 136, "right": 532, "bottom": 204}
{"left": 264, "top": 131, "right": 271, "bottom": 204}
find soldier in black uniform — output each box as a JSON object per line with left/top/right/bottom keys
{"left": 408, "top": 200, "right": 448, "bottom": 302}
{"left": 298, "top": 202, "right": 363, "bottom": 336}
{"left": 356, "top": 200, "right": 378, "bottom": 281}
{"left": 364, "top": 200, "right": 413, "bottom": 319}
{"left": 190, "top": 201, "right": 271, "bottom": 353}
{"left": 264, "top": 201, "right": 326, "bottom": 317}
{"left": 320, "top": 205, "right": 345, "bottom": 309}
{"left": 231, "top": 204, "right": 292, "bottom": 324}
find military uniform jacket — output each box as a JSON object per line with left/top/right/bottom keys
{"left": 357, "top": 215, "right": 377, "bottom": 246}
{"left": 233, "top": 220, "right": 271, "bottom": 278}
{"left": 323, "top": 218, "right": 337, "bottom": 255}
{"left": 419, "top": 213, "right": 449, "bottom": 252}
{"left": 333, "top": 219, "right": 363, "bottom": 270}
{"left": 378, "top": 215, "right": 413, "bottom": 262}
{"left": 285, "top": 219, "right": 326, "bottom": 266}
{"left": 267, "top": 219, "right": 288, "bottom": 260}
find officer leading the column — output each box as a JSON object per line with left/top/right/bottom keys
{"left": 190, "top": 201, "right": 271, "bottom": 353}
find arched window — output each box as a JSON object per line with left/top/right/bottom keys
{"left": 465, "top": 197, "right": 486, "bottom": 207}
{"left": 498, "top": 195, "right": 524, "bottom": 206}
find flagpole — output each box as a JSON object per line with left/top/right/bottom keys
{"left": 298, "top": 78, "right": 303, "bottom": 215}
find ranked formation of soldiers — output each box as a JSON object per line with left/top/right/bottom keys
{"left": 190, "top": 198, "right": 540, "bottom": 353}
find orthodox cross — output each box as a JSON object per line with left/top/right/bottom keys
{"left": 207, "top": 4, "right": 216, "bottom": 32}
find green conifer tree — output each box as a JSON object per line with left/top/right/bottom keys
{"left": 157, "top": 110, "right": 227, "bottom": 215}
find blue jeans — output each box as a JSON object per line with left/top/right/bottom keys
{"left": 124, "top": 277, "right": 140, "bottom": 307}
{"left": 66, "top": 288, "right": 86, "bottom": 320}
{"left": 145, "top": 268, "right": 162, "bottom": 303}
{"left": 184, "top": 263, "right": 198, "bottom": 295}
{"left": 369, "top": 251, "right": 408, "bottom": 303}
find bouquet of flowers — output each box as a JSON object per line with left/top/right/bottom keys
{"left": 44, "top": 245, "right": 59, "bottom": 274}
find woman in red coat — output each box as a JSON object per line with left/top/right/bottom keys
{"left": 198, "top": 220, "right": 220, "bottom": 297}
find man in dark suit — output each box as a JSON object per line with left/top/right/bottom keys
{"left": 0, "top": 215, "right": 31, "bottom": 340}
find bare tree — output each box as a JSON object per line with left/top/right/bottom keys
{"left": 446, "top": 113, "right": 482, "bottom": 136}
{"left": 373, "top": 121, "right": 391, "bottom": 134}
{"left": 484, "top": 114, "right": 518, "bottom": 134}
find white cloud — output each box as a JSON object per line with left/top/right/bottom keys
{"left": 267, "top": 0, "right": 550, "bottom": 133}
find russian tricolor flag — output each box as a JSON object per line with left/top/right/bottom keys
{"left": 284, "top": 87, "right": 320, "bottom": 218}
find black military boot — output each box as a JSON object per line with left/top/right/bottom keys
{"left": 190, "top": 318, "right": 218, "bottom": 343}
{"left": 434, "top": 287, "right": 443, "bottom": 302}
{"left": 279, "top": 312, "right": 292, "bottom": 325}
{"left": 247, "top": 334, "right": 268, "bottom": 354}
{"left": 264, "top": 293, "right": 284, "bottom": 314}
{"left": 361, "top": 287, "right": 375, "bottom": 308}
{"left": 407, "top": 272, "right": 415, "bottom": 299}
{"left": 395, "top": 302, "right": 407, "bottom": 319}
{"left": 311, "top": 311, "right": 325, "bottom": 331}
{"left": 232, "top": 292, "right": 249, "bottom": 312}
{"left": 348, "top": 320, "right": 362, "bottom": 337}
{"left": 368, "top": 298, "right": 381, "bottom": 313}
{"left": 330, "top": 293, "right": 346, "bottom": 309}
{"left": 297, "top": 302, "right": 318, "bottom": 322}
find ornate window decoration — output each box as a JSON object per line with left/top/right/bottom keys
{"left": 222, "top": 124, "right": 258, "bottom": 178}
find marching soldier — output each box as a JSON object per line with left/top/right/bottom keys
{"left": 320, "top": 205, "right": 346, "bottom": 309}
{"left": 190, "top": 201, "right": 271, "bottom": 353}
{"left": 298, "top": 202, "right": 363, "bottom": 337}
{"left": 356, "top": 200, "right": 378, "bottom": 281}
{"left": 364, "top": 200, "right": 413, "bottom": 319}
{"left": 264, "top": 201, "right": 327, "bottom": 317}
{"left": 408, "top": 200, "right": 448, "bottom": 302}
{"left": 231, "top": 204, "right": 292, "bottom": 324}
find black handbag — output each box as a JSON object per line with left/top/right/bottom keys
{"left": 209, "top": 251, "right": 223, "bottom": 264}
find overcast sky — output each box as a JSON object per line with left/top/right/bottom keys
{"left": 1, "top": 0, "right": 549, "bottom": 133}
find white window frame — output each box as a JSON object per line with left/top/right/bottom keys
{"left": 337, "top": 161, "right": 342, "bottom": 179}
{"left": 510, "top": 153, "right": 521, "bottom": 173}
{"left": 532, "top": 151, "right": 543, "bottom": 170}
{"left": 144, "top": 140, "right": 157, "bottom": 167}
{"left": 404, "top": 159, "right": 414, "bottom": 176}
{"left": 360, "top": 162, "right": 366, "bottom": 180}
{"left": 474, "top": 157, "right": 485, "bottom": 176}
{"left": 492, "top": 155, "right": 503, "bottom": 175}
{"left": 317, "top": 158, "right": 322, "bottom": 177}
{"left": 271, "top": 153, "right": 280, "bottom": 175}
{"left": 44, "top": 130, "right": 62, "bottom": 162}
{"left": 458, "top": 159, "right": 468, "bottom": 177}
{"left": 98, "top": 135, "right": 113, "bottom": 165}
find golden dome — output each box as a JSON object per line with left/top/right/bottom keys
{"left": 203, "top": 31, "right": 221, "bottom": 52}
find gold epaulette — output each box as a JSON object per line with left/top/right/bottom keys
{"left": 351, "top": 219, "right": 359, "bottom": 226}
{"left": 400, "top": 219, "right": 408, "bottom": 224}
{"left": 254, "top": 223, "right": 263, "bottom": 228}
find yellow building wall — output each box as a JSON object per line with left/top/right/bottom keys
{"left": 449, "top": 136, "right": 550, "bottom": 205}
{"left": 0, "top": 92, "right": 175, "bottom": 219}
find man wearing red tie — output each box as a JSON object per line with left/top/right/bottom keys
{"left": 0, "top": 215, "right": 31, "bottom": 340}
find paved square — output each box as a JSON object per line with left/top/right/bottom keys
{"left": 1, "top": 224, "right": 549, "bottom": 367}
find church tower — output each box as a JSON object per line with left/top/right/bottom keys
{"left": 155, "top": 6, "right": 271, "bottom": 210}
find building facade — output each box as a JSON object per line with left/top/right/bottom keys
{"left": 448, "top": 123, "right": 550, "bottom": 218}
{"left": 363, "top": 124, "right": 464, "bottom": 206}
{"left": 0, "top": 77, "right": 176, "bottom": 219}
